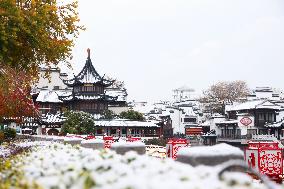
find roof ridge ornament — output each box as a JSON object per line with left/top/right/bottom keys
{"left": 87, "top": 48, "right": 90, "bottom": 59}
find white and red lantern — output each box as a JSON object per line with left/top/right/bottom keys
{"left": 166, "top": 138, "right": 189, "bottom": 160}
{"left": 245, "top": 141, "right": 283, "bottom": 182}
{"left": 103, "top": 136, "right": 114, "bottom": 148}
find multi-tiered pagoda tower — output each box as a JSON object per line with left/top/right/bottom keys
{"left": 59, "top": 49, "right": 117, "bottom": 114}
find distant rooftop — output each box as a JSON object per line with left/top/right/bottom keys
{"left": 173, "top": 85, "right": 195, "bottom": 92}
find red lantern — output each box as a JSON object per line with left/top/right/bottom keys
{"left": 103, "top": 136, "right": 114, "bottom": 148}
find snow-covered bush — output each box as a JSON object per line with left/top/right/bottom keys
{"left": 0, "top": 141, "right": 269, "bottom": 189}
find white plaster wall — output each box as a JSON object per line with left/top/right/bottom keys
{"left": 210, "top": 117, "right": 225, "bottom": 136}
{"left": 108, "top": 106, "right": 129, "bottom": 115}
{"left": 276, "top": 110, "right": 284, "bottom": 122}
{"left": 36, "top": 70, "right": 67, "bottom": 90}
{"left": 164, "top": 108, "right": 184, "bottom": 134}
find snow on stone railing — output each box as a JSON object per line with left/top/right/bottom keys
{"left": 111, "top": 140, "right": 146, "bottom": 155}
{"left": 176, "top": 143, "right": 244, "bottom": 166}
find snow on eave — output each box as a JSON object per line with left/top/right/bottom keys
{"left": 36, "top": 90, "right": 63, "bottom": 103}
{"left": 95, "top": 120, "right": 160, "bottom": 128}
{"left": 215, "top": 119, "right": 238, "bottom": 125}
{"left": 228, "top": 100, "right": 281, "bottom": 112}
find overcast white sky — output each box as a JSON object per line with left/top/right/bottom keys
{"left": 71, "top": 0, "right": 284, "bottom": 102}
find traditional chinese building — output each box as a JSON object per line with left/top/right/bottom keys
{"left": 212, "top": 100, "right": 284, "bottom": 144}
{"left": 59, "top": 49, "right": 117, "bottom": 114}
{"left": 94, "top": 119, "right": 161, "bottom": 137}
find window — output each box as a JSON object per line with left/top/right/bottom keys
{"left": 267, "top": 113, "right": 275, "bottom": 123}
{"left": 97, "top": 129, "right": 102, "bottom": 134}
{"left": 236, "top": 129, "right": 241, "bottom": 137}
{"left": 100, "top": 103, "right": 104, "bottom": 110}
{"left": 259, "top": 113, "right": 265, "bottom": 120}
{"left": 247, "top": 129, "right": 257, "bottom": 135}
{"left": 184, "top": 118, "right": 196, "bottom": 123}
{"left": 221, "top": 129, "right": 225, "bottom": 137}
{"left": 95, "top": 86, "right": 100, "bottom": 92}
{"left": 122, "top": 128, "right": 126, "bottom": 134}
{"left": 111, "top": 129, "right": 116, "bottom": 135}
{"left": 53, "top": 86, "right": 59, "bottom": 90}
{"left": 259, "top": 129, "right": 267, "bottom": 135}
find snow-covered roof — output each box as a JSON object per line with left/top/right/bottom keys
{"left": 200, "top": 120, "right": 210, "bottom": 127}
{"left": 228, "top": 100, "right": 282, "bottom": 111}
{"left": 95, "top": 120, "right": 160, "bottom": 128}
{"left": 182, "top": 106, "right": 197, "bottom": 117}
{"left": 132, "top": 103, "right": 155, "bottom": 114}
{"left": 215, "top": 119, "right": 238, "bottom": 125}
{"left": 36, "top": 90, "right": 69, "bottom": 103}
{"left": 211, "top": 113, "right": 225, "bottom": 118}
{"left": 265, "top": 119, "right": 284, "bottom": 128}
{"left": 254, "top": 87, "right": 273, "bottom": 92}
{"left": 62, "top": 50, "right": 113, "bottom": 87}
{"left": 105, "top": 88, "right": 127, "bottom": 102}
{"left": 173, "top": 85, "right": 195, "bottom": 92}
{"left": 41, "top": 113, "right": 66, "bottom": 124}
{"left": 58, "top": 93, "right": 117, "bottom": 102}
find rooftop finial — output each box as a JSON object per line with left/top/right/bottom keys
{"left": 87, "top": 48, "right": 90, "bottom": 58}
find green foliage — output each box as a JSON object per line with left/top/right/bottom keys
{"left": 101, "top": 110, "right": 117, "bottom": 119}
{"left": 61, "top": 111, "right": 95, "bottom": 135}
{"left": 144, "top": 138, "right": 168, "bottom": 147}
{"left": 0, "top": 0, "right": 84, "bottom": 76}
{"left": 3, "top": 128, "right": 16, "bottom": 139}
{"left": 119, "top": 110, "right": 145, "bottom": 121}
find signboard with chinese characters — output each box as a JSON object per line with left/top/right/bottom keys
{"left": 238, "top": 115, "right": 254, "bottom": 127}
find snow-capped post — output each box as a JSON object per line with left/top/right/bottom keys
{"left": 245, "top": 141, "right": 283, "bottom": 183}
{"left": 166, "top": 138, "right": 189, "bottom": 160}
{"left": 103, "top": 136, "right": 114, "bottom": 148}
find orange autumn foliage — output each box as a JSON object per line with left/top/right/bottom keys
{"left": 0, "top": 65, "right": 38, "bottom": 122}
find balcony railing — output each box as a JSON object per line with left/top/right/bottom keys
{"left": 217, "top": 134, "right": 279, "bottom": 142}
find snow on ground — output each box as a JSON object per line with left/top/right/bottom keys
{"left": 0, "top": 146, "right": 12, "bottom": 158}
{"left": 0, "top": 141, "right": 269, "bottom": 189}
{"left": 111, "top": 140, "right": 145, "bottom": 147}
